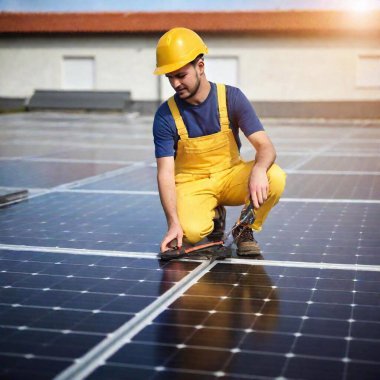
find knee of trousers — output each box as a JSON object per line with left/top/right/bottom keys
{"left": 182, "top": 221, "right": 213, "bottom": 245}
{"left": 267, "top": 164, "right": 287, "bottom": 197}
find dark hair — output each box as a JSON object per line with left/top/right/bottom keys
{"left": 190, "top": 54, "right": 204, "bottom": 66}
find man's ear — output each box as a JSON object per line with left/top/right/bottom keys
{"left": 197, "top": 59, "right": 205, "bottom": 75}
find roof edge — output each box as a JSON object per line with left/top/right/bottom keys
{"left": 1, "top": 11, "right": 380, "bottom": 34}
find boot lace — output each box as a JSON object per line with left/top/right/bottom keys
{"left": 233, "top": 225, "right": 255, "bottom": 243}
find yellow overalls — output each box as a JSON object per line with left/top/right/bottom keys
{"left": 168, "top": 83, "right": 286, "bottom": 244}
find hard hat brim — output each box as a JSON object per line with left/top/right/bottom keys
{"left": 153, "top": 60, "right": 193, "bottom": 75}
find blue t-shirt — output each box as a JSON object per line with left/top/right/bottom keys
{"left": 153, "top": 82, "right": 264, "bottom": 158}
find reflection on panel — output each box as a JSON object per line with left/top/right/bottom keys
{"left": 88, "top": 263, "right": 380, "bottom": 379}
{"left": 0, "top": 249, "right": 199, "bottom": 379}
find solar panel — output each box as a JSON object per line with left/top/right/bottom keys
{"left": 0, "top": 249, "right": 200, "bottom": 379}
{"left": 1, "top": 112, "right": 380, "bottom": 379}
{"left": 86, "top": 263, "right": 380, "bottom": 379}
{"left": 0, "top": 161, "right": 126, "bottom": 188}
{"left": 76, "top": 166, "right": 158, "bottom": 191}
{"left": 301, "top": 156, "right": 380, "bottom": 171}
{"left": 1, "top": 194, "right": 380, "bottom": 265}
{"left": 0, "top": 192, "right": 165, "bottom": 252}
{"left": 42, "top": 147, "right": 155, "bottom": 163}
{"left": 283, "top": 174, "right": 380, "bottom": 200}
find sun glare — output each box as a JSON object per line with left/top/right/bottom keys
{"left": 348, "top": 0, "right": 376, "bottom": 12}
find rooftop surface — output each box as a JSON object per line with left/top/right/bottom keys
{"left": 0, "top": 112, "right": 379, "bottom": 379}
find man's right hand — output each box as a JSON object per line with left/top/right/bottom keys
{"left": 160, "top": 223, "right": 184, "bottom": 253}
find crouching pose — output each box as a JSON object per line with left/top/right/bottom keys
{"left": 153, "top": 27, "right": 286, "bottom": 256}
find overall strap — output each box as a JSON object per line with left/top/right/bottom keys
{"left": 167, "top": 96, "right": 189, "bottom": 139}
{"left": 216, "top": 83, "right": 229, "bottom": 132}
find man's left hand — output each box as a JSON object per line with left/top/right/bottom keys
{"left": 249, "top": 166, "right": 269, "bottom": 209}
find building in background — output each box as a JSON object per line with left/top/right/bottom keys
{"left": 0, "top": 10, "right": 380, "bottom": 117}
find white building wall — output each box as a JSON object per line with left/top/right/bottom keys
{"left": 0, "top": 34, "right": 379, "bottom": 101}
{"left": 206, "top": 34, "right": 380, "bottom": 101}
{"left": 0, "top": 36, "right": 158, "bottom": 100}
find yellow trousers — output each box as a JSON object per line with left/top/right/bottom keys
{"left": 176, "top": 161, "right": 286, "bottom": 244}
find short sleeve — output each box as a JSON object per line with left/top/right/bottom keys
{"left": 226, "top": 86, "right": 264, "bottom": 137}
{"left": 153, "top": 102, "right": 178, "bottom": 158}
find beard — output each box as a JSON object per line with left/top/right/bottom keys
{"left": 176, "top": 72, "right": 201, "bottom": 100}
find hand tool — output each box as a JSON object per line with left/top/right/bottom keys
{"left": 223, "top": 201, "right": 255, "bottom": 247}
{"left": 159, "top": 201, "right": 255, "bottom": 261}
{"left": 159, "top": 240, "right": 225, "bottom": 261}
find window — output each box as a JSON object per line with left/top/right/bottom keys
{"left": 62, "top": 57, "right": 95, "bottom": 90}
{"left": 356, "top": 55, "right": 380, "bottom": 88}
{"left": 206, "top": 56, "right": 239, "bottom": 87}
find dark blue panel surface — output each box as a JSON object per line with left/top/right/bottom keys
{"left": 283, "top": 173, "right": 380, "bottom": 200}
{"left": 0, "top": 250, "right": 199, "bottom": 380}
{"left": 0, "top": 160, "right": 126, "bottom": 188}
{"left": 77, "top": 166, "right": 157, "bottom": 191}
{"left": 1, "top": 108, "right": 380, "bottom": 380}
{"left": 88, "top": 263, "right": 380, "bottom": 380}
{"left": 0, "top": 192, "right": 165, "bottom": 252}
{"left": 41, "top": 147, "right": 155, "bottom": 163}
{"left": 2, "top": 194, "right": 380, "bottom": 266}
{"left": 254, "top": 202, "right": 380, "bottom": 265}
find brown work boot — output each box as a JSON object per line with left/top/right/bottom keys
{"left": 207, "top": 205, "right": 226, "bottom": 241}
{"left": 233, "top": 225, "right": 261, "bottom": 256}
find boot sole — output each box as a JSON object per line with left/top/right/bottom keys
{"left": 236, "top": 247, "right": 262, "bottom": 257}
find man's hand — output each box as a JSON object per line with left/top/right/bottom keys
{"left": 157, "top": 156, "right": 183, "bottom": 253}
{"left": 160, "top": 223, "right": 183, "bottom": 253}
{"left": 249, "top": 165, "right": 269, "bottom": 209}
{"left": 246, "top": 131, "right": 276, "bottom": 209}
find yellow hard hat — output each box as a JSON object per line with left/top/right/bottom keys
{"left": 154, "top": 27, "right": 208, "bottom": 75}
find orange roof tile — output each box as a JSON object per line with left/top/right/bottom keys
{"left": 0, "top": 11, "right": 380, "bottom": 35}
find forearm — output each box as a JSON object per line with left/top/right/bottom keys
{"left": 247, "top": 131, "right": 276, "bottom": 172}
{"left": 253, "top": 140, "right": 276, "bottom": 171}
{"left": 246, "top": 131, "right": 277, "bottom": 208}
{"left": 157, "top": 171, "right": 180, "bottom": 227}
{"left": 156, "top": 157, "right": 184, "bottom": 250}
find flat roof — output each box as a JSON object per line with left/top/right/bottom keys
{"left": 1, "top": 11, "right": 380, "bottom": 35}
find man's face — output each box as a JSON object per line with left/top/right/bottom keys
{"left": 165, "top": 61, "right": 202, "bottom": 100}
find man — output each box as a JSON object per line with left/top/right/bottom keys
{"left": 153, "top": 27, "right": 286, "bottom": 257}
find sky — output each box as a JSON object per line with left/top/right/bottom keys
{"left": 1, "top": 0, "right": 380, "bottom": 12}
